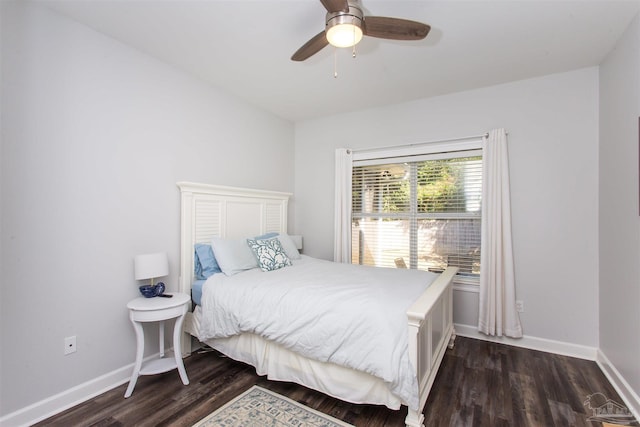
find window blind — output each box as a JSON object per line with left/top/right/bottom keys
{"left": 351, "top": 152, "right": 482, "bottom": 277}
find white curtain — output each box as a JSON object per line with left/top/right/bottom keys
{"left": 334, "top": 148, "right": 353, "bottom": 263}
{"left": 478, "top": 129, "right": 523, "bottom": 338}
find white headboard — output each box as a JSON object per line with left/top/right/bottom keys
{"left": 177, "top": 181, "right": 291, "bottom": 297}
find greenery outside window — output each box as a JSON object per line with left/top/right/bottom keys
{"left": 351, "top": 150, "right": 482, "bottom": 280}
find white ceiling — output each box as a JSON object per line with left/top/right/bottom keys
{"left": 38, "top": 0, "right": 640, "bottom": 122}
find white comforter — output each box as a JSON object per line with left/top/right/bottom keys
{"left": 196, "top": 255, "right": 437, "bottom": 410}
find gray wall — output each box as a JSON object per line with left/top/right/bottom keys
{"left": 0, "top": 1, "right": 294, "bottom": 416}
{"left": 599, "top": 11, "right": 640, "bottom": 413}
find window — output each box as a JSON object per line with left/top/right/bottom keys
{"left": 351, "top": 148, "right": 482, "bottom": 280}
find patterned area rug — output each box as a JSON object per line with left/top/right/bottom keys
{"left": 193, "top": 385, "right": 354, "bottom": 427}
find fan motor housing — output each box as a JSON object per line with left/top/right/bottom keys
{"left": 325, "top": 1, "right": 364, "bottom": 31}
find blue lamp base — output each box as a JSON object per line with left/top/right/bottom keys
{"left": 138, "top": 282, "right": 165, "bottom": 298}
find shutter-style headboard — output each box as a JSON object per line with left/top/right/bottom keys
{"left": 177, "top": 182, "right": 291, "bottom": 297}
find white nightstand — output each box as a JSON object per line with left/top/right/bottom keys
{"left": 124, "top": 292, "right": 191, "bottom": 398}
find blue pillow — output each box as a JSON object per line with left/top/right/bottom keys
{"left": 194, "top": 243, "right": 221, "bottom": 279}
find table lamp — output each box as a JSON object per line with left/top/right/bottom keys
{"left": 134, "top": 252, "right": 169, "bottom": 297}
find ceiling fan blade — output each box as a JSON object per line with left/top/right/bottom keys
{"left": 291, "top": 31, "right": 329, "bottom": 61}
{"left": 363, "top": 16, "right": 430, "bottom": 40}
{"left": 320, "top": 0, "right": 349, "bottom": 13}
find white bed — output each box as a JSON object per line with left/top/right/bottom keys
{"left": 177, "top": 181, "right": 457, "bottom": 427}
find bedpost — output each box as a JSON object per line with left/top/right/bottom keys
{"left": 405, "top": 409, "right": 425, "bottom": 427}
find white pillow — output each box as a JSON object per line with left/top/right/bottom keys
{"left": 211, "top": 237, "right": 258, "bottom": 276}
{"left": 277, "top": 233, "right": 301, "bottom": 260}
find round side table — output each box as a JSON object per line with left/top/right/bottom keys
{"left": 124, "top": 292, "right": 190, "bottom": 398}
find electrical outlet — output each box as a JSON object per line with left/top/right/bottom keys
{"left": 64, "top": 336, "right": 77, "bottom": 355}
{"left": 515, "top": 300, "right": 524, "bottom": 313}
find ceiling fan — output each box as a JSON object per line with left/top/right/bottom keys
{"left": 291, "top": 0, "right": 430, "bottom": 61}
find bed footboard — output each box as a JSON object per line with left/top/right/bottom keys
{"left": 405, "top": 267, "right": 458, "bottom": 427}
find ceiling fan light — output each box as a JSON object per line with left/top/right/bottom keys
{"left": 326, "top": 23, "right": 363, "bottom": 48}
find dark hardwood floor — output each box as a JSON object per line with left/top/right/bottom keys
{"left": 35, "top": 336, "right": 633, "bottom": 427}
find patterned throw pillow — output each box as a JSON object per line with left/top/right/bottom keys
{"left": 247, "top": 238, "right": 292, "bottom": 272}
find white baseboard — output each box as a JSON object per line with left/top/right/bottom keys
{"left": 454, "top": 323, "right": 598, "bottom": 360}
{"left": 0, "top": 353, "right": 160, "bottom": 427}
{"left": 596, "top": 348, "right": 640, "bottom": 423}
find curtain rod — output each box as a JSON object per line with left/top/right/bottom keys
{"left": 350, "top": 132, "right": 490, "bottom": 154}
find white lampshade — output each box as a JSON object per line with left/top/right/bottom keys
{"left": 134, "top": 252, "right": 169, "bottom": 281}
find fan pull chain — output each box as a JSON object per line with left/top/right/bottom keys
{"left": 334, "top": 48, "right": 338, "bottom": 78}
{"left": 352, "top": 16, "right": 358, "bottom": 58}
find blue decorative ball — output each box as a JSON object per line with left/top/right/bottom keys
{"left": 139, "top": 285, "right": 156, "bottom": 298}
